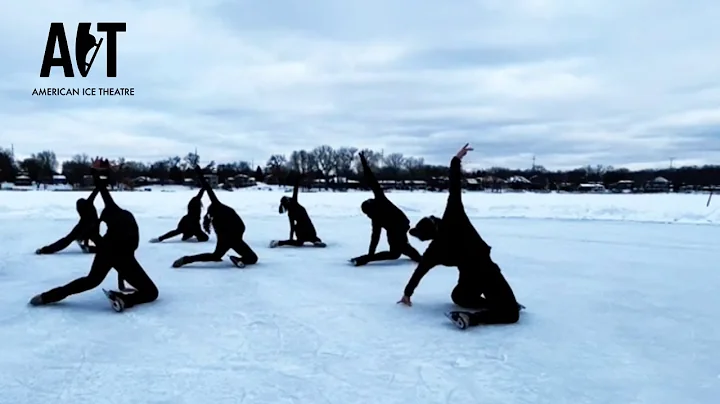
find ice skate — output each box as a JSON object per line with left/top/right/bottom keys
{"left": 445, "top": 311, "right": 470, "bottom": 330}
{"left": 102, "top": 289, "right": 126, "bottom": 312}
{"left": 229, "top": 255, "right": 245, "bottom": 268}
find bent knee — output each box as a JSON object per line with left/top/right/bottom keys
{"left": 243, "top": 253, "right": 258, "bottom": 265}
{"left": 145, "top": 284, "right": 159, "bottom": 302}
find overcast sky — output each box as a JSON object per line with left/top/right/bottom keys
{"left": 1, "top": 0, "right": 719, "bottom": 170}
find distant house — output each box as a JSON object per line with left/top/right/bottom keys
{"left": 577, "top": 183, "right": 606, "bottom": 193}
{"left": 644, "top": 176, "right": 671, "bottom": 193}
{"left": 52, "top": 174, "right": 68, "bottom": 185}
{"left": 203, "top": 174, "right": 219, "bottom": 189}
{"left": 608, "top": 180, "right": 634, "bottom": 193}
{"left": 506, "top": 175, "right": 532, "bottom": 190}
{"left": 465, "top": 178, "right": 482, "bottom": 191}
{"left": 233, "top": 174, "right": 256, "bottom": 188}
{"left": 14, "top": 172, "right": 31, "bottom": 186}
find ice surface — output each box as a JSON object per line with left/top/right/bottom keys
{"left": 1, "top": 189, "right": 719, "bottom": 404}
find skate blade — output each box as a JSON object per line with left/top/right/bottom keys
{"left": 102, "top": 288, "right": 124, "bottom": 312}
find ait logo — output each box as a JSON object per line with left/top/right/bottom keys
{"left": 40, "top": 22, "right": 126, "bottom": 78}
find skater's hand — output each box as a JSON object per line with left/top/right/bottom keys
{"left": 397, "top": 295, "right": 412, "bottom": 306}
{"left": 455, "top": 143, "right": 473, "bottom": 160}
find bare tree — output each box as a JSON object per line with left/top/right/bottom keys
{"left": 383, "top": 153, "right": 405, "bottom": 171}
{"left": 299, "top": 150, "right": 316, "bottom": 173}
{"left": 333, "top": 146, "right": 357, "bottom": 178}
{"left": 266, "top": 154, "right": 287, "bottom": 172}
{"left": 31, "top": 150, "right": 58, "bottom": 181}
{"left": 183, "top": 152, "right": 199, "bottom": 169}
{"left": 403, "top": 156, "right": 425, "bottom": 179}
{"left": 312, "top": 145, "right": 336, "bottom": 178}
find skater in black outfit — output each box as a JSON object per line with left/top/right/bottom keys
{"left": 349, "top": 152, "right": 421, "bottom": 266}
{"left": 35, "top": 189, "right": 100, "bottom": 254}
{"left": 270, "top": 172, "right": 325, "bottom": 248}
{"left": 29, "top": 161, "right": 159, "bottom": 312}
{"left": 172, "top": 165, "right": 258, "bottom": 268}
{"left": 398, "top": 144, "right": 521, "bottom": 329}
{"left": 149, "top": 187, "right": 209, "bottom": 243}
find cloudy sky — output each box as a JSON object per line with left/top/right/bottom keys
{"left": 1, "top": 0, "right": 719, "bottom": 170}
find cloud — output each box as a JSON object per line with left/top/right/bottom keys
{"left": 1, "top": 0, "right": 720, "bottom": 170}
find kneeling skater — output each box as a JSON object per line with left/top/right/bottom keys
{"left": 398, "top": 144, "right": 523, "bottom": 329}
{"left": 270, "top": 172, "right": 325, "bottom": 248}
{"left": 29, "top": 162, "right": 159, "bottom": 312}
{"left": 35, "top": 188, "right": 100, "bottom": 254}
{"left": 150, "top": 187, "right": 209, "bottom": 243}
{"left": 172, "top": 165, "right": 258, "bottom": 268}
{"left": 350, "top": 151, "right": 421, "bottom": 266}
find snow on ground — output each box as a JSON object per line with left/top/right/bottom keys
{"left": 1, "top": 190, "right": 719, "bottom": 404}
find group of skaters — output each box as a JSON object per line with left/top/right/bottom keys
{"left": 29, "top": 145, "right": 523, "bottom": 329}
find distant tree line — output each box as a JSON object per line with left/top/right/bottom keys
{"left": 0, "top": 145, "right": 718, "bottom": 188}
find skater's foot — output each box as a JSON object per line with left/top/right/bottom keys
{"left": 445, "top": 311, "right": 470, "bottom": 330}
{"left": 349, "top": 257, "right": 365, "bottom": 266}
{"left": 35, "top": 248, "right": 46, "bottom": 255}
{"left": 104, "top": 289, "right": 126, "bottom": 312}
{"left": 269, "top": 240, "right": 279, "bottom": 248}
{"left": 172, "top": 257, "right": 186, "bottom": 268}
{"left": 229, "top": 256, "right": 245, "bottom": 268}
{"left": 149, "top": 238, "right": 160, "bottom": 243}
{"left": 313, "top": 241, "right": 327, "bottom": 248}
{"left": 28, "top": 294, "right": 45, "bottom": 306}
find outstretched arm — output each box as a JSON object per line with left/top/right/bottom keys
{"left": 292, "top": 173, "right": 300, "bottom": 201}
{"left": 195, "top": 187, "right": 205, "bottom": 199}
{"left": 86, "top": 188, "right": 99, "bottom": 203}
{"left": 194, "top": 165, "right": 220, "bottom": 204}
{"left": 37, "top": 224, "right": 82, "bottom": 253}
{"left": 403, "top": 257, "right": 438, "bottom": 298}
{"left": 91, "top": 170, "right": 117, "bottom": 209}
{"left": 359, "top": 153, "right": 384, "bottom": 199}
{"left": 448, "top": 144, "right": 473, "bottom": 207}
{"left": 368, "top": 220, "right": 381, "bottom": 255}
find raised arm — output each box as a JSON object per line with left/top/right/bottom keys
{"left": 359, "top": 152, "right": 384, "bottom": 199}
{"left": 292, "top": 173, "right": 300, "bottom": 201}
{"left": 195, "top": 187, "right": 205, "bottom": 199}
{"left": 194, "top": 165, "right": 219, "bottom": 204}
{"left": 91, "top": 170, "right": 117, "bottom": 209}
{"left": 448, "top": 144, "right": 473, "bottom": 206}
{"left": 86, "top": 188, "right": 99, "bottom": 204}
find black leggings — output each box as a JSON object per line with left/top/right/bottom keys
{"left": 451, "top": 263, "right": 519, "bottom": 325}
{"left": 41, "top": 251, "right": 158, "bottom": 309}
{"left": 277, "top": 232, "right": 322, "bottom": 247}
{"left": 158, "top": 223, "right": 209, "bottom": 242}
{"left": 355, "top": 233, "right": 421, "bottom": 265}
{"left": 183, "top": 237, "right": 258, "bottom": 265}
{"left": 42, "top": 232, "right": 94, "bottom": 254}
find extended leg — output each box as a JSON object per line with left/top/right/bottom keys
{"left": 113, "top": 255, "right": 159, "bottom": 309}
{"left": 277, "top": 239, "right": 306, "bottom": 247}
{"left": 157, "top": 228, "right": 182, "bottom": 242}
{"left": 173, "top": 240, "right": 230, "bottom": 267}
{"left": 401, "top": 243, "right": 422, "bottom": 262}
{"left": 34, "top": 253, "right": 113, "bottom": 304}
{"left": 37, "top": 234, "right": 75, "bottom": 254}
